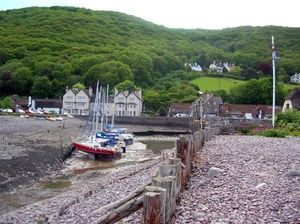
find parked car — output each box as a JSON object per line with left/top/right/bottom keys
{"left": 15, "top": 109, "right": 25, "bottom": 113}
{"left": 3, "top": 108, "right": 13, "bottom": 113}
{"left": 174, "top": 113, "right": 188, "bottom": 117}
{"left": 25, "top": 109, "right": 34, "bottom": 114}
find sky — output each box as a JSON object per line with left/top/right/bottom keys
{"left": 0, "top": 0, "right": 299, "bottom": 30}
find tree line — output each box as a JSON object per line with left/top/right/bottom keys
{"left": 0, "top": 6, "right": 299, "bottom": 110}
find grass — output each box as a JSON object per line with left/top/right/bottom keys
{"left": 190, "top": 76, "right": 298, "bottom": 93}
{"left": 189, "top": 77, "right": 245, "bottom": 92}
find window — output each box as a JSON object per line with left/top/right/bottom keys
{"left": 78, "top": 102, "right": 85, "bottom": 106}
{"left": 286, "top": 103, "right": 290, "bottom": 109}
{"left": 66, "top": 102, "right": 72, "bottom": 107}
{"left": 134, "top": 111, "right": 136, "bottom": 116}
{"left": 118, "top": 97, "right": 124, "bottom": 101}
{"left": 66, "top": 96, "right": 73, "bottom": 99}
{"left": 129, "top": 97, "right": 135, "bottom": 102}
{"left": 78, "top": 96, "right": 85, "bottom": 100}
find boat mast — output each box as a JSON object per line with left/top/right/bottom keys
{"left": 111, "top": 88, "right": 116, "bottom": 126}
{"left": 95, "top": 84, "right": 101, "bottom": 139}
{"left": 106, "top": 84, "right": 109, "bottom": 126}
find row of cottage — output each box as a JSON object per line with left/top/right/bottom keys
{"left": 13, "top": 86, "right": 300, "bottom": 119}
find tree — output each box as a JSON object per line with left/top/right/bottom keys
{"left": 256, "top": 62, "right": 272, "bottom": 76}
{"left": 243, "top": 68, "right": 258, "bottom": 80}
{"left": 83, "top": 61, "right": 134, "bottom": 87}
{"left": 31, "top": 76, "right": 52, "bottom": 98}
{"left": 143, "top": 89, "right": 160, "bottom": 111}
{"left": 114, "top": 80, "right": 138, "bottom": 92}
{"left": 0, "top": 70, "right": 14, "bottom": 96}
{"left": 12, "top": 67, "right": 33, "bottom": 96}
{"left": 72, "top": 83, "right": 86, "bottom": 90}
{"left": 277, "top": 67, "right": 290, "bottom": 83}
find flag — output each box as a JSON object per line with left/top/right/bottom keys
{"left": 272, "top": 43, "right": 280, "bottom": 60}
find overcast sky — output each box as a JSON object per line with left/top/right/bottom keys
{"left": 0, "top": 0, "right": 299, "bottom": 30}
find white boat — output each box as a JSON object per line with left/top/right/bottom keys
{"left": 72, "top": 82, "right": 123, "bottom": 159}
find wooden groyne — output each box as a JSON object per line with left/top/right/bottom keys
{"left": 95, "top": 127, "right": 221, "bottom": 224}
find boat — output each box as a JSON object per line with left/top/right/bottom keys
{"left": 72, "top": 82, "right": 123, "bottom": 159}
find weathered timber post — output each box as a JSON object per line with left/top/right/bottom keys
{"left": 176, "top": 137, "right": 192, "bottom": 187}
{"left": 152, "top": 176, "right": 176, "bottom": 223}
{"left": 143, "top": 186, "right": 167, "bottom": 224}
{"left": 168, "top": 158, "right": 182, "bottom": 200}
{"left": 142, "top": 192, "right": 162, "bottom": 224}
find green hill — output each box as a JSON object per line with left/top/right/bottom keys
{"left": 0, "top": 6, "right": 300, "bottom": 108}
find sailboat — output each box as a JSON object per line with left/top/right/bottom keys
{"left": 72, "top": 82, "right": 123, "bottom": 159}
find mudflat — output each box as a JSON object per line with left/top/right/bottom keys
{"left": 0, "top": 115, "right": 84, "bottom": 194}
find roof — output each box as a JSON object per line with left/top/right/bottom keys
{"left": 221, "top": 103, "right": 281, "bottom": 115}
{"left": 35, "top": 99, "right": 63, "bottom": 108}
{"left": 169, "top": 103, "right": 192, "bottom": 110}
{"left": 284, "top": 87, "right": 300, "bottom": 110}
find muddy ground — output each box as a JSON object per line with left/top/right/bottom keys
{"left": 0, "top": 115, "right": 182, "bottom": 195}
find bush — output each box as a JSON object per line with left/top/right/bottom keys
{"left": 261, "top": 129, "right": 287, "bottom": 138}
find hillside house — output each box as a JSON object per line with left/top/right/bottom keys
{"left": 290, "top": 73, "right": 300, "bottom": 83}
{"left": 282, "top": 87, "right": 300, "bottom": 112}
{"left": 209, "top": 61, "right": 232, "bottom": 73}
{"left": 185, "top": 63, "right": 202, "bottom": 72}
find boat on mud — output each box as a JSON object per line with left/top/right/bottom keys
{"left": 72, "top": 82, "right": 124, "bottom": 159}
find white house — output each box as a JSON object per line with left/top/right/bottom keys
{"left": 290, "top": 73, "right": 300, "bottom": 83}
{"left": 62, "top": 87, "right": 143, "bottom": 116}
{"left": 185, "top": 63, "right": 202, "bottom": 72}
{"left": 62, "top": 86, "right": 93, "bottom": 115}
{"left": 113, "top": 89, "right": 143, "bottom": 116}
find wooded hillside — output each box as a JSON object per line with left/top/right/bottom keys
{"left": 0, "top": 6, "right": 299, "bottom": 109}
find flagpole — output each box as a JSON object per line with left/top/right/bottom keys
{"left": 272, "top": 36, "right": 276, "bottom": 127}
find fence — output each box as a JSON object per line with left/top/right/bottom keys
{"left": 95, "top": 127, "right": 221, "bottom": 224}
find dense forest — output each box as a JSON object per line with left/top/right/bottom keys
{"left": 0, "top": 6, "right": 300, "bottom": 110}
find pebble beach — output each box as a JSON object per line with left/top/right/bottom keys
{"left": 0, "top": 116, "right": 299, "bottom": 223}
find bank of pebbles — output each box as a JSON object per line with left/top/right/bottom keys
{"left": 1, "top": 131, "right": 300, "bottom": 223}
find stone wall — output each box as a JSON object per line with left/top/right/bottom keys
{"left": 75, "top": 115, "right": 273, "bottom": 133}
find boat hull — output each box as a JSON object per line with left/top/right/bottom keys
{"left": 72, "top": 141, "right": 117, "bottom": 156}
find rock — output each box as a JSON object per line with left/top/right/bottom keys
{"left": 208, "top": 167, "right": 224, "bottom": 178}
{"left": 284, "top": 169, "right": 300, "bottom": 177}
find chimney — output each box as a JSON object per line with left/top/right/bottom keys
{"left": 89, "top": 86, "right": 92, "bottom": 97}
{"left": 66, "top": 86, "right": 69, "bottom": 93}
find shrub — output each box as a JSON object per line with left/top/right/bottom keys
{"left": 261, "top": 129, "right": 287, "bottom": 138}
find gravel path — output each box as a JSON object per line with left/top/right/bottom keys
{"left": 0, "top": 116, "right": 299, "bottom": 223}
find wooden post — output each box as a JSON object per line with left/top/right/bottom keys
{"left": 152, "top": 176, "right": 176, "bottom": 223}
{"left": 144, "top": 186, "right": 167, "bottom": 224}
{"left": 168, "top": 158, "right": 182, "bottom": 200}
{"left": 142, "top": 192, "right": 162, "bottom": 224}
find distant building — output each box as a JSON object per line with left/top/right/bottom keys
{"left": 185, "top": 63, "right": 202, "bottom": 72}
{"left": 62, "top": 86, "right": 143, "bottom": 116}
{"left": 282, "top": 87, "right": 300, "bottom": 112}
{"left": 209, "top": 61, "right": 232, "bottom": 73}
{"left": 290, "top": 73, "right": 300, "bottom": 83}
